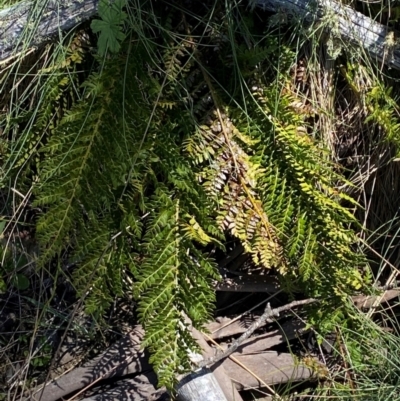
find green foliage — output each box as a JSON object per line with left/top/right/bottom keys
{"left": 30, "top": 34, "right": 223, "bottom": 386}
{"left": 4, "top": 0, "right": 371, "bottom": 391}
{"left": 1, "top": 33, "right": 85, "bottom": 189}
{"left": 342, "top": 62, "right": 400, "bottom": 154}
{"left": 91, "top": 0, "right": 128, "bottom": 56}
{"left": 239, "top": 83, "right": 366, "bottom": 296}
{"left": 366, "top": 85, "right": 400, "bottom": 147}
{"left": 312, "top": 310, "right": 400, "bottom": 400}
{"left": 12, "top": 273, "right": 29, "bottom": 290}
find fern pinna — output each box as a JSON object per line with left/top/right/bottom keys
{"left": 29, "top": 0, "right": 368, "bottom": 389}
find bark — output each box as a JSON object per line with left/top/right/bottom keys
{"left": 1, "top": 0, "right": 400, "bottom": 69}
{"left": 254, "top": 0, "right": 400, "bottom": 69}
{"left": 0, "top": 0, "right": 99, "bottom": 62}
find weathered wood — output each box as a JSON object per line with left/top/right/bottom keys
{"left": 27, "top": 326, "right": 150, "bottom": 401}
{"left": 0, "top": 0, "right": 99, "bottom": 62}
{"left": 24, "top": 321, "right": 315, "bottom": 401}
{"left": 79, "top": 373, "right": 164, "bottom": 401}
{"left": 220, "top": 321, "right": 306, "bottom": 354}
{"left": 199, "top": 299, "right": 316, "bottom": 369}
{"left": 1, "top": 0, "right": 400, "bottom": 69}
{"left": 206, "top": 316, "right": 305, "bottom": 341}
{"left": 352, "top": 289, "right": 400, "bottom": 309}
{"left": 253, "top": 0, "right": 400, "bottom": 70}
{"left": 223, "top": 352, "right": 312, "bottom": 390}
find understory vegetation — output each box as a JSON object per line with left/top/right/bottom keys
{"left": 2, "top": 0, "right": 400, "bottom": 399}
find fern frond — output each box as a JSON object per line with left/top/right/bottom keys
{"left": 132, "top": 195, "right": 217, "bottom": 387}
{"left": 244, "top": 77, "right": 366, "bottom": 295}
{"left": 13, "top": 1, "right": 372, "bottom": 391}
{"left": 187, "top": 108, "right": 285, "bottom": 270}
{"left": 34, "top": 40, "right": 159, "bottom": 266}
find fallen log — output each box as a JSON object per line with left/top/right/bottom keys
{"left": 0, "top": 0, "right": 99, "bottom": 62}
{"left": 253, "top": 0, "right": 400, "bottom": 69}
{"left": 1, "top": 0, "right": 400, "bottom": 70}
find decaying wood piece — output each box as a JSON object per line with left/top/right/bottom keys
{"left": 253, "top": 0, "right": 400, "bottom": 70}
{"left": 24, "top": 314, "right": 312, "bottom": 401}
{"left": 27, "top": 326, "right": 150, "bottom": 401}
{"left": 219, "top": 321, "right": 306, "bottom": 354}
{"left": 0, "top": 0, "right": 99, "bottom": 62}
{"left": 223, "top": 352, "right": 312, "bottom": 390}
{"left": 352, "top": 289, "right": 400, "bottom": 309}
{"left": 206, "top": 316, "right": 305, "bottom": 341}
{"left": 1, "top": 0, "right": 400, "bottom": 69}
{"left": 79, "top": 373, "right": 165, "bottom": 401}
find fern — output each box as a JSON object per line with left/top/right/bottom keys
{"left": 5, "top": 0, "right": 371, "bottom": 390}
{"left": 131, "top": 192, "right": 218, "bottom": 385}
{"left": 31, "top": 30, "right": 223, "bottom": 386}
{"left": 248, "top": 83, "right": 365, "bottom": 295}
{"left": 185, "top": 108, "right": 285, "bottom": 271}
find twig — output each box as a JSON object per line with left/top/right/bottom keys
{"left": 198, "top": 298, "right": 317, "bottom": 368}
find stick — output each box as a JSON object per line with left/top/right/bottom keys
{"left": 198, "top": 298, "right": 317, "bottom": 368}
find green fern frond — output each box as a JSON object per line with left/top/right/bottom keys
{"left": 132, "top": 195, "right": 217, "bottom": 386}
{"left": 243, "top": 78, "right": 366, "bottom": 294}
{"left": 186, "top": 108, "right": 285, "bottom": 271}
